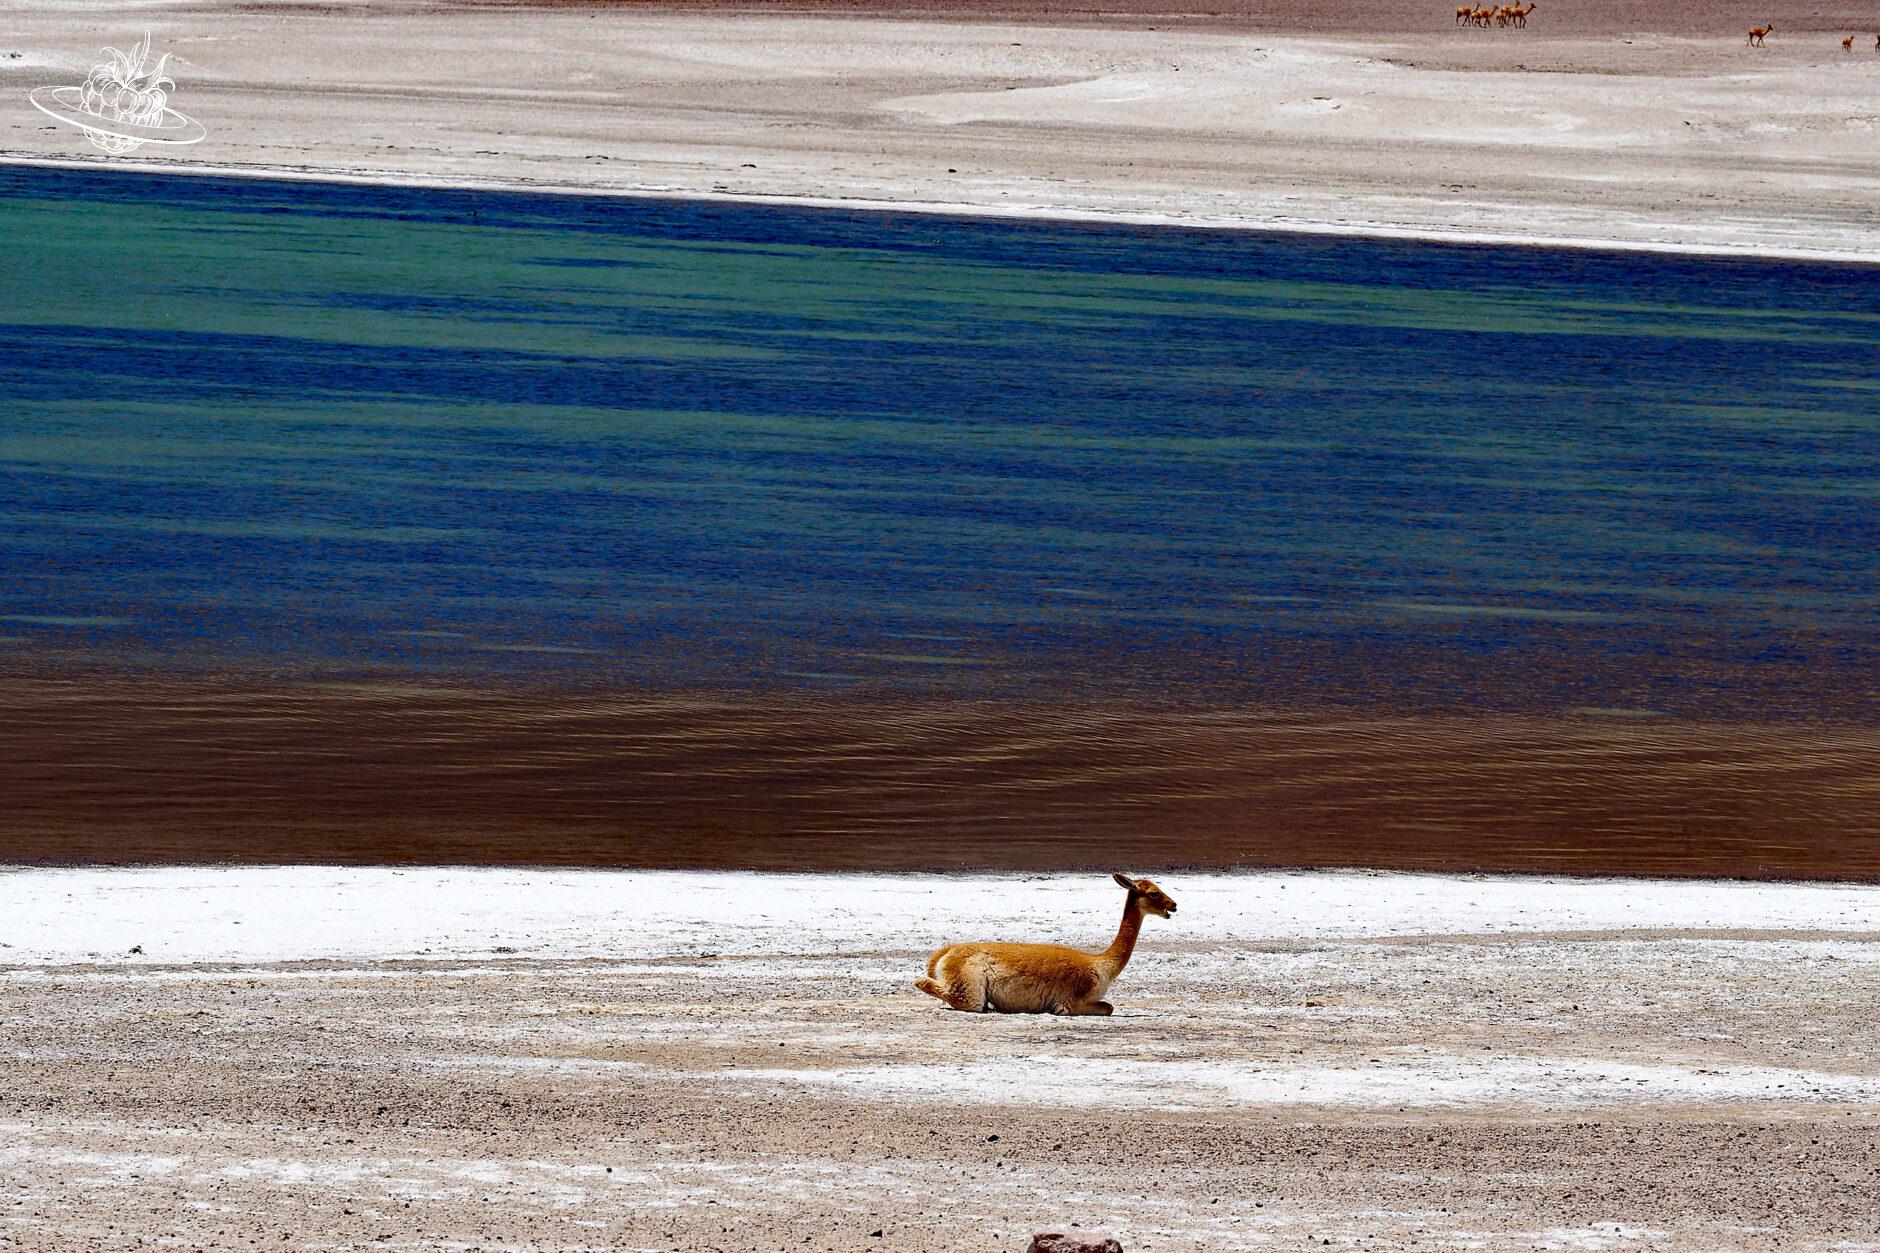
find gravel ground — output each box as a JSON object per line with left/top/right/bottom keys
{"left": 3, "top": 871, "right": 1878, "bottom": 1250}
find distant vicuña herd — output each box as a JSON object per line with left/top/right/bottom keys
{"left": 1736, "top": 22, "right": 1880, "bottom": 49}
{"left": 1454, "top": 3, "right": 1535, "bottom": 26}
{"left": 1449, "top": 8, "right": 1879, "bottom": 48}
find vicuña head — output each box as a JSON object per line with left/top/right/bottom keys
{"left": 1116, "top": 871, "right": 1177, "bottom": 917}
{"left": 914, "top": 873, "right": 1178, "bottom": 1016}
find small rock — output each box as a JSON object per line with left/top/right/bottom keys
{"left": 128, "top": 945, "right": 142, "bottom": 955}
{"left": 1029, "top": 1235, "right": 1122, "bottom": 1253}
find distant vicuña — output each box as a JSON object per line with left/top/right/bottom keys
{"left": 916, "top": 874, "right": 1177, "bottom": 1016}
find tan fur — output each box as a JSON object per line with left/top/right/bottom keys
{"left": 1748, "top": 24, "right": 1773, "bottom": 45}
{"left": 915, "top": 874, "right": 1177, "bottom": 1016}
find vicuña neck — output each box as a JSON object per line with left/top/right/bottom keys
{"left": 1100, "top": 897, "right": 1144, "bottom": 972}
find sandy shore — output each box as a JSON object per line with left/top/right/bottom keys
{"left": 4, "top": 867, "right": 1878, "bottom": 1249}
{"left": 4, "top": 1, "right": 1880, "bottom": 260}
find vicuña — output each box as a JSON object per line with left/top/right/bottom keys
{"left": 915, "top": 873, "right": 1178, "bottom": 1016}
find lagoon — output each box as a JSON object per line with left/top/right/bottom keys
{"left": 4, "top": 167, "right": 1878, "bottom": 874}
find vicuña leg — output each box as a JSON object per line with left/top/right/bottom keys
{"left": 916, "top": 975, "right": 987, "bottom": 1011}
{"left": 1051, "top": 998, "right": 1115, "bottom": 1016}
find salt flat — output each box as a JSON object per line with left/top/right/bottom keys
{"left": 5, "top": 866, "right": 1880, "bottom": 964}
{"left": 2, "top": 867, "right": 1877, "bottom": 1249}
{"left": 4, "top": 1, "right": 1880, "bottom": 260}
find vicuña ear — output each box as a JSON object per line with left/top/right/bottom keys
{"left": 1112, "top": 872, "right": 1136, "bottom": 891}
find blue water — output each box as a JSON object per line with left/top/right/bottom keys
{"left": 4, "top": 165, "right": 1879, "bottom": 721}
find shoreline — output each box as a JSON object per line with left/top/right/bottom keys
{"left": 7, "top": 7, "right": 1880, "bottom": 268}
{"left": 12, "top": 857, "right": 1880, "bottom": 886}
{"left": 10, "top": 153, "right": 1880, "bottom": 267}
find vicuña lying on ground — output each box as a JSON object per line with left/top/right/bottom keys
{"left": 916, "top": 873, "right": 1177, "bottom": 1016}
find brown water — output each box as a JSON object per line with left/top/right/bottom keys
{"left": 5, "top": 673, "right": 1876, "bottom": 878}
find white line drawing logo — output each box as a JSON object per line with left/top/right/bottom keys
{"left": 30, "top": 33, "right": 204, "bottom": 154}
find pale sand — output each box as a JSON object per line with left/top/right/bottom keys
{"left": 4, "top": 2, "right": 1880, "bottom": 260}
{"left": 3, "top": 868, "right": 1878, "bottom": 1249}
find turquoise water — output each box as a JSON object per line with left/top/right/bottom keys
{"left": 4, "top": 166, "right": 1878, "bottom": 871}
{"left": 7, "top": 165, "right": 1879, "bottom": 715}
